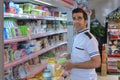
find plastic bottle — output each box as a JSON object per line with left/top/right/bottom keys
{"left": 8, "top": 0, "right": 16, "bottom": 13}
{"left": 47, "top": 58, "right": 56, "bottom": 77}
{"left": 4, "top": 19, "right": 12, "bottom": 39}
{"left": 4, "top": 3, "right": 6, "bottom": 12}
{"left": 43, "top": 69, "right": 51, "bottom": 80}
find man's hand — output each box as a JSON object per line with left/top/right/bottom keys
{"left": 62, "top": 62, "right": 74, "bottom": 71}
{"left": 65, "top": 54, "right": 71, "bottom": 60}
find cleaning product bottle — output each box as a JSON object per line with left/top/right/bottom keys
{"left": 47, "top": 58, "right": 56, "bottom": 77}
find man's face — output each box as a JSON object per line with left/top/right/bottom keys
{"left": 72, "top": 12, "right": 87, "bottom": 32}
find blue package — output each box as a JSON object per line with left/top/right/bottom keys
{"left": 4, "top": 28, "right": 8, "bottom": 40}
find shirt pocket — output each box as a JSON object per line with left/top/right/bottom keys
{"left": 75, "top": 47, "right": 84, "bottom": 50}
{"left": 74, "top": 46, "right": 85, "bottom": 55}
{"left": 72, "top": 46, "right": 88, "bottom": 62}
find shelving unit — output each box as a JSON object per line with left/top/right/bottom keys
{"left": 106, "top": 8, "right": 120, "bottom": 73}
{"left": 107, "top": 22, "right": 120, "bottom": 73}
{"left": 3, "top": 0, "right": 72, "bottom": 79}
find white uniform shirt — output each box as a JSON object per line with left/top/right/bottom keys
{"left": 70, "top": 29, "right": 100, "bottom": 80}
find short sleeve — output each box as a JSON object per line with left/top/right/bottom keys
{"left": 86, "top": 38, "right": 100, "bottom": 57}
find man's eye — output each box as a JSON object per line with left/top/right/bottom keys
{"left": 78, "top": 17, "right": 82, "bottom": 19}
{"left": 73, "top": 17, "right": 75, "bottom": 20}
{"left": 72, "top": 17, "right": 82, "bottom": 20}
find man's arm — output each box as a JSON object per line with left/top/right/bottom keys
{"left": 63, "top": 55, "right": 101, "bottom": 70}
{"left": 73, "top": 55, "right": 101, "bottom": 69}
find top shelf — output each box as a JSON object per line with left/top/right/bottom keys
{"left": 4, "top": 13, "right": 67, "bottom": 21}
{"left": 12, "top": 0, "right": 74, "bottom": 8}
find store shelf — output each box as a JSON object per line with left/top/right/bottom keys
{"left": 107, "top": 69, "right": 118, "bottom": 73}
{"left": 4, "top": 29, "right": 67, "bottom": 44}
{"left": 109, "top": 38, "right": 119, "bottom": 40}
{"left": 107, "top": 55, "right": 120, "bottom": 73}
{"left": 55, "top": 17, "right": 67, "bottom": 21}
{"left": 31, "top": 29, "right": 67, "bottom": 39}
{"left": 4, "top": 13, "right": 67, "bottom": 21}
{"left": 4, "top": 36, "right": 29, "bottom": 44}
{"left": 4, "top": 13, "right": 44, "bottom": 19}
{"left": 4, "top": 41, "right": 67, "bottom": 70}
{"left": 108, "top": 55, "right": 120, "bottom": 58}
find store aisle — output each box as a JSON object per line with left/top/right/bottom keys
{"left": 98, "top": 75, "right": 119, "bottom": 80}
{"left": 65, "top": 73, "right": 119, "bottom": 80}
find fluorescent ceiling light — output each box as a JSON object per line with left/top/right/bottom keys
{"left": 34, "top": 0, "right": 53, "bottom": 6}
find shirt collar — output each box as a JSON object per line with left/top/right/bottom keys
{"left": 78, "top": 28, "right": 89, "bottom": 33}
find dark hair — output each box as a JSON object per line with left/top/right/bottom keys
{"left": 72, "top": 8, "right": 88, "bottom": 20}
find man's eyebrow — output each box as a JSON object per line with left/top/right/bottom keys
{"left": 72, "top": 16, "right": 82, "bottom": 18}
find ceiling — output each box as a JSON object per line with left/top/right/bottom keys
{"left": 88, "top": 0, "right": 120, "bottom": 24}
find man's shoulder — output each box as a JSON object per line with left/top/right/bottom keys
{"left": 84, "top": 32, "right": 92, "bottom": 39}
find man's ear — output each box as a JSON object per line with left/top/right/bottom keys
{"left": 85, "top": 20, "right": 88, "bottom": 27}
{"left": 86, "top": 20, "right": 88, "bottom": 24}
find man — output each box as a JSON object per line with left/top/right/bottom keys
{"left": 62, "top": 8, "right": 101, "bottom": 80}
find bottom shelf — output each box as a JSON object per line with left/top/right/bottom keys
{"left": 107, "top": 55, "right": 120, "bottom": 73}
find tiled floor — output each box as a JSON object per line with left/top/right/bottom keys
{"left": 65, "top": 73, "right": 120, "bottom": 80}
{"left": 98, "top": 74, "right": 119, "bottom": 80}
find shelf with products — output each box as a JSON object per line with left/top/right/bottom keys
{"left": 4, "top": 41, "right": 67, "bottom": 70}
{"left": 106, "top": 7, "right": 120, "bottom": 73}
{"left": 4, "top": 29, "right": 67, "bottom": 44}
{"left": 107, "top": 28, "right": 119, "bottom": 40}
{"left": 4, "top": 16, "right": 67, "bottom": 43}
{"left": 107, "top": 22, "right": 120, "bottom": 55}
{"left": 107, "top": 7, "right": 120, "bottom": 22}
{"left": 107, "top": 55, "right": 120, "bottom": 73}
{"left": 4, "top": 44, "right": 68, "bottom": 79}
{"left": 4, "top": 12, "right": 44, "bottom": 19}
{"left": 4, "top": 13, "right": 67, "bottom": 21}
{"left": 107, "top": 27, "right": 120, "bottom": 72}
{"left": 4, "top": 1, "right": 69, "bottom": 80}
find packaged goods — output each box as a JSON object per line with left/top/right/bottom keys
{"left": 57, "top": 58, "right": 67, "bottom": 64}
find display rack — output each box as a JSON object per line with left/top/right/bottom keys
{"left": 3, "top": 1, "right": 70, "bottom": 79}
{"left": 106, "top": 7, "right": 120, "bottom": 73}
